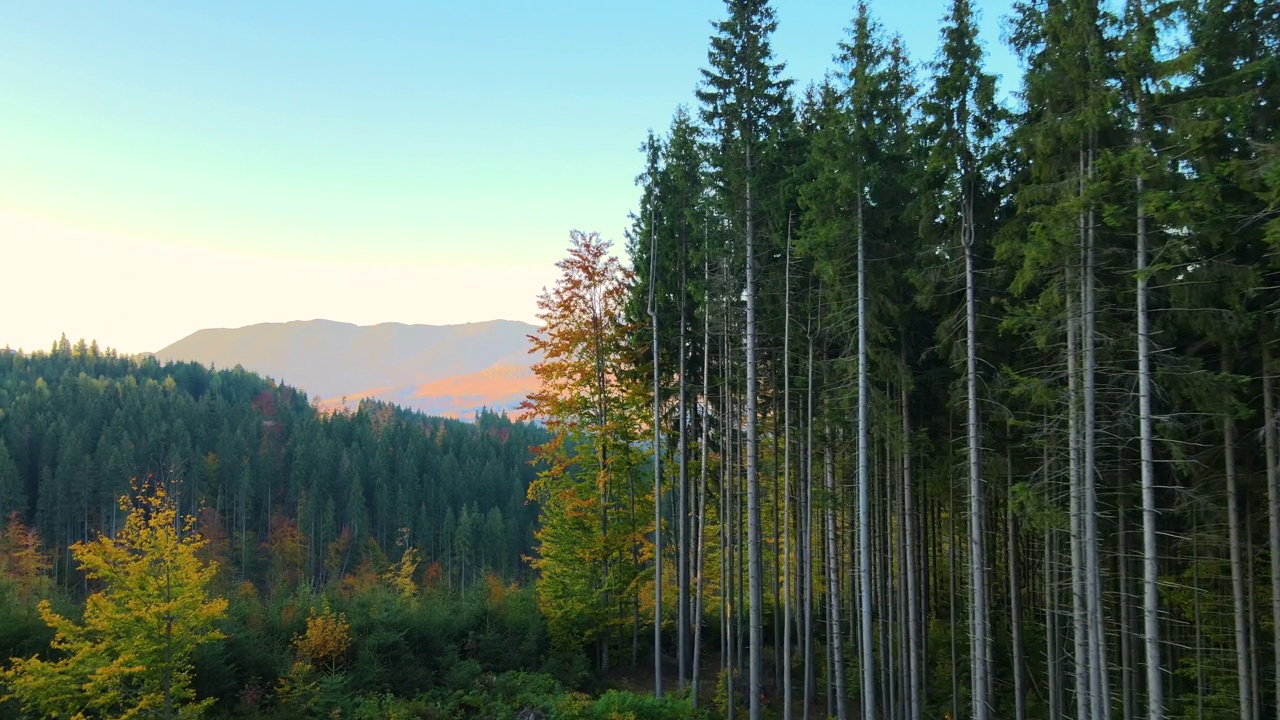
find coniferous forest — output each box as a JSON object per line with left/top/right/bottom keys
{"left": 0, "top": 344, "right": 572, "bottom": 718}
{"left": 4, "top": 0, "right": 1280, "bottom": 718}
{"left": 530, "top": 0, "right": 1280, "bottom": 719}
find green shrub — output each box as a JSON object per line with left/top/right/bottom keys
{"left": 586, "top": 689, "right": 706, "bottom": 720}
{"left": 351, "top": 692, "right": 440, "bottom": 720}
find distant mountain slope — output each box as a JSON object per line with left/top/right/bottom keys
{"left": 153, "top": 319, "right": 540, "bottom": 417}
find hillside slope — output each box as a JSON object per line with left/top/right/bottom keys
{"left": 0, "top": 347, "right": 547, "bottom": 587}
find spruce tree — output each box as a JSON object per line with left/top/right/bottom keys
{"left": 697, "top": 2, "right": 791, "bottom": 715}
{"left": 920, "top": 2, "right": 1002, "bottom": 717}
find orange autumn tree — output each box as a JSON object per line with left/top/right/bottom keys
{"left": 1, "top": 481, "right": 227, "bottom": 720}
{"left": 0, "top": 513, "right": 51, "bottom": 604}
{"left": 521, "top": 230, "right": 649, "bottom": 669}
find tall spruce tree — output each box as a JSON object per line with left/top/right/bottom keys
{"left": 697, "top": 2, "right": 791, "bottom": 715}
{"left": 1114, "top": 1, "right": 1176, "bottom": 716}
{"left": 920, "top": 2, "right": 1002, "bottom": 718}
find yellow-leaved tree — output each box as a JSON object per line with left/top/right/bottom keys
{"left": 520, "top": 230, "right": 648, "bottom": 669}
{"left": 0, "top": 513, "right": 52, "bottom": 604}
{"left": 1, "top": 481, "right": 228, "bottom": 719}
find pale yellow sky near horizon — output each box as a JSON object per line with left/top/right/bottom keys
{"left": 2, "top": 210, "right": 555, "bottom": 355}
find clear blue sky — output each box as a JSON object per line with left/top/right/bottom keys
{"left": 1, "top": 0, "right": 1019, "bottom": 353}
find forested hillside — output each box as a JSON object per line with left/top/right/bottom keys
{"left": 0, "top": 343, "right": 715, "bottom": 718}
{"left": 0, "top": 340, "right": 544, "bottom": 589}
{"left": 524, "top": 1, "right": 1280, "bottom": 720}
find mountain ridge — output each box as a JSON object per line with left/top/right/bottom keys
{"left": 153, "top": 318, "right": 541, "bottom": 418}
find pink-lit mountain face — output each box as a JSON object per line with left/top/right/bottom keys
{"left": 153, "top": 319, "right": 541, "bottom": 419}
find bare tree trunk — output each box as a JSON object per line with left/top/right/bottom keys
{"left": 649, "top": 214, "right": 663, "bottom": 698}
{"left": 825, "top": 435, "right": 849, "bottom": 720}
{"left": 903, "top": 385, "right": 921, "bottom": 720}
{"left": 773, "top": 384, "right": 782, "bottom": 697}
{"left": 950, "top": 476, "right": 959, "bottom": 720}
{"left": 736, "top": 394, "right": 746, "bottom": 681}
{"left": 1009, "top": 454, "right": 1026, "bottom": 720}
{"left": 1047, "top": 525, "right": 1061, "bottom": 720}
{"left": 857, "top": 189, "right": 876, "bottom": 720}
{"left": 1264, "top": 346, "right": 1280, "bottom": 719}
{"left": 783, "top": 225, "right": 794, "bottom": 720}
{"left": 723, "top": 284, "right": 735, "bottom": 720}
{"left": 678, "top": 230, "right": 689, "bottom": 691}
{"left": 1247, "top": 510, "right": 1260, "bottom": 720}
{"left": 1067, "top": 258, "right": 1088, "bottom": 720}
{"left": 900, "top": 486, "right": 912, "bottom": 720}
{"left": 826, "top": 545, "right": 835, "bottom": 720}
{"left": 745, "top": 159, "right": 764, "bottom": 720}
{"left": 1224, "top": 380, "right": 1253, "bottom": 720}
{"left": 803, "top": 321, "right": 816, "bottom": 720}
{"left": 692, "top": 252, "right": 712, "bottom": 707}
{"left": 1135, "top": 143, "right": 1163, "bottom": 720}
{"left": 1120, "top": 507, "right": 1134, "bottom": 720}
{"left": 726, "top": 444, "right": 735, "bottom": 719}
{"left": 963, "top": 190, "right": 988, "bottom": 720}
{"left": 882, "top": 438, "right": 896, "bottom": 720}
{"left": 1082, "top": 147, "right": 1109, "bottom": 720}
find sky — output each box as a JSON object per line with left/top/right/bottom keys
{"left": 1, "top": 1, "right": 1019, "bottom": 354}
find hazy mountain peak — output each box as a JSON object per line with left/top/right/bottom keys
{"left": 153, "top": 319, "right": 541, "bottom": 418}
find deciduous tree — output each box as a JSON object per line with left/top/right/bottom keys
{"left": 522, "top": 230, "right": 645, "bottom": 669}
{"left": 2, "top": 481, "right": 227, "bottom": 720}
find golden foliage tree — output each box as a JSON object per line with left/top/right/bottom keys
{"left": 521, "top": 230, "right": 649, "bottom": 664}
{"left": 1, "top": 482, "right": 228, "bottom": 719}
{"left": 294, "top": 602, "right": 352, "bottom": 671}
{"left": 0, "top": 513, "right": 51, "bottom": 604}
{"left": 389, "top": 527, "right": 421, "bottom": 600}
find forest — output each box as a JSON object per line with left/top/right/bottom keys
{"left": 2, "top": 0, "right": 1279, "bottom": 718}
{"left": 0, "top": 345, "right": 621, "bottom": 718}
{"left": 526, "top": 0, "right": 1280, "bottom": 719}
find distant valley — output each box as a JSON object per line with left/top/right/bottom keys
{"left": 152, "top": 319, "right": 540, "bottom": 418}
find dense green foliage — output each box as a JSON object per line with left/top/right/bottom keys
{"left": 0, "top": 343, "right": 543, "bottom": 591}
{"left": 0, "top": 345, "right": 645, "bottom": 717}
{"left": 538, "top": 0, "right": 1280, "bottom": 719}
